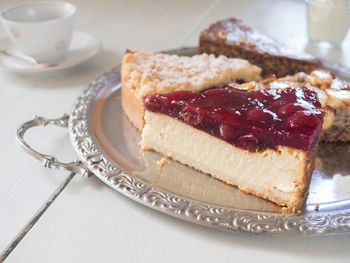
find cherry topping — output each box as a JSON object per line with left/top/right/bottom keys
{"left": 143, "top": 87, "right": 324, "bottom": 152}
{"left": 221, "top": 111, "right": 241, "bottom": 125}
{"left": 237, "top": 133, "right": 259, "bottom": 152}
{"left": 277, "top": 103, "right": 305, "bottom": 117}
{"left": 270, "top": 99, "right": 284, "bottom": 108}
{"left": 246, "top": 109, "right": 275, "bottom": 125}
{"left": 254, "top": 89, "right": 275, "bottom": 101}
{"left": 182, "top": 105, "right": 203, "bottom": 125}
{"left": 287, "top": 111, "right": 321, "bottom": 130}
{"left": 219, "top": 124, "right": 236, "bottom": 140}
{"left": 143, "top": 96, "right": 161, "bottom": 112}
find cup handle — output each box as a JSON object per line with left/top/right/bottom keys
{"left": 16, "top": 114, "right": 92, "bottom": 177}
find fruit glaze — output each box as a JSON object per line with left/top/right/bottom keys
{"left": 143, "top": 87, "right": 324, "bottom": 152}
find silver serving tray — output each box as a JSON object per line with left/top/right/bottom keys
{"left": 17, "top": 47, "right": 350, "bottom": 235}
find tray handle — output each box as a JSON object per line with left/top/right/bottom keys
{"left": 16, "top": 114, "right": 91, "bottom": 177}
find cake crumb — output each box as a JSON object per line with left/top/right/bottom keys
{"left": 157, "top": 157, "right": 166, "bottom": 168}
{"left": 217, "top": 30, "right": 227, "bottom": 40}
{"left": 315, "top": 203, "right": 320, "bottom": 211}
{"left": 115, "top": 96, "right": 121, "bottom": 101}
{"left": 282, "top": 207, "right": 301, "bottom": 214}
{"left": 180, "top": 112, "right": 191, "bottom": 122}
{"left": 238, "top": 186, "right": 250, "bottom": 194}
{"left": 240, "top": 38, "right": 247, "bottom": 45}
{"left": 282, "top": 207, "right": 289, "bottom": 213}
{"left": 249, "top": 41, "right": 256, "bottom": 47}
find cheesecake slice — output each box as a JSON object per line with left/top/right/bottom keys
{"left": 141, "top": 87, "right": 324, "bottom": 211}
{"left": 122, "top": 49, "right": 262, "bottom": 130}
{"left": 198, "top": 18, "right": 322, "bottom": 77}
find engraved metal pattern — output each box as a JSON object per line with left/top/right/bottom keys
{"left": 62, "top": 48, "right": 350, "bottom": 235}
{"left": 16, "top": 114, "right": 91, "bottom": 177}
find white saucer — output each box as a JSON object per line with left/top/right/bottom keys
{"left": 0, "top": 32, "right": 102, "bottom": 72}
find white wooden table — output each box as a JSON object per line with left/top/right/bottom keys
{"left": 1, "top": 0, "right": 350, "bottom": 262}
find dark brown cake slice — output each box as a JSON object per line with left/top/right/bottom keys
{"left": 199, "top": 18, "right": 322, "bottom": 77}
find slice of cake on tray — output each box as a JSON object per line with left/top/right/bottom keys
{"left": 141, "top": 87, "right": 324, "bottom": 211}
{"left": 121, "top": 49, "right": 262, "bottom": 130}
{"left": 198, "top": 18, "right": 322, "bottom": 77}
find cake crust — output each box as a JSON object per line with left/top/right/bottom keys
{"left": 121, "top": 71, "right": 145, "bottom": 131}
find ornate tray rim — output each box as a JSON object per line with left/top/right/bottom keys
{"left": 68, "top": 47, "right": 350, "bottom": 236}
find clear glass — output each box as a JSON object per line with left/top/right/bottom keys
{"left": 306, "top": 0, "right": 350, "bottom": 47}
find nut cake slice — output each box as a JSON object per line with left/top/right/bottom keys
{"left": 199, "top": 18, "right": 322, "bottom": 77}
{"left": 121, "top": 49, "right": 262, "bottom": 130}
{"left": 141, "top": 87, "right": 324, "bottom": 211}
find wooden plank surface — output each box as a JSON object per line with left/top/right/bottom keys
{"left": 1, "top": 0, "right": 350, "bottom": 262}
{"left": 0, "top": 0, "right": 85, "bottom": 252}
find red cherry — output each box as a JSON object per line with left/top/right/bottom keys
{"left": 254, "top": 89, "right": 274, "bottom": 101}
{"left": 281, "top": 88, "right": 297, "bottom": 102}
{"left": 246, "top": 109, "right": 275, "bottom": 124}
{"left": 143, "top": 96, "right": 161, "bottom": 111}
{"left": 236, "top": 133, "right": 259, "bottom": 151}
{"left": 303, "top": 89, "right": 322, "bottom": 108}
{"left": 277, "top": 103, "right": 305, "bottom": 117}
{"left": 287, "top": 111, "right": 321, "bottom": 130}
{"left": 219, "top": 124, "right": 236, "bottom": 140}
{"left": 221, "top": 111, "right": 241, "bottom": 125}
{"left": 183, "top": 105, "right": 203, "bottom": 125}
{"left": 270, "top": 99, "right": 284, "bottom": 108}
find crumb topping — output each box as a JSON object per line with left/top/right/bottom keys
{"left": 122, "top": 50, "right": 262, "bottom": 98}
{"left": 315, "top": 203, "right": 320, "bottom": 211}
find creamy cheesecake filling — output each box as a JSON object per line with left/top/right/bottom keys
{"left": 141, "top": 112, "right": 311, "bottom": 208}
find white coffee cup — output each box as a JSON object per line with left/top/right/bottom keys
{"left": 0, "top": 1, "right": 77, "bottom": 63}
